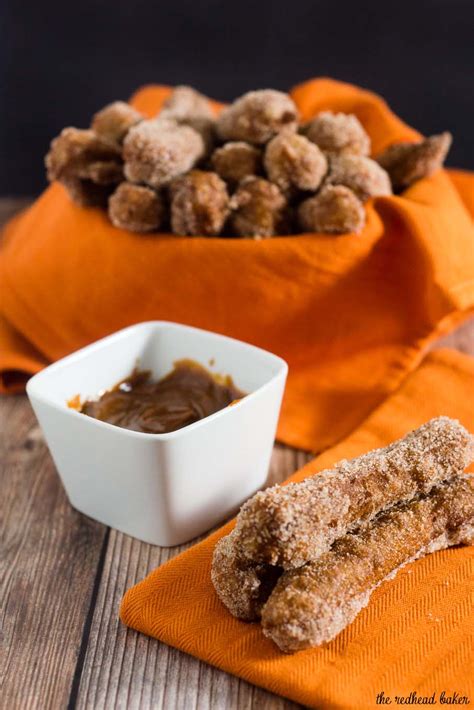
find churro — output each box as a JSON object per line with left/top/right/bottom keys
{"left": 229, "top": 176, "right": 290, "bottom": 238}
{"left": 325, "top": 154, "right": 392, "bottom": 201}
{"left": 376, "top": 132, "right": 452, "bottom": 192}
{"left": 91, "top": 101, "right": 143, "bottom": 147}
{"left": 234, "top": 417, "right": 474, "bottom": 569}
{"left": 123, "top": 119, "right": 205, "bottom": 188}
{"left": 45, "top": 127, "right": 123, "bottom": 190}
{"left": 212, "top": 417, "right": 474, "bottom": 623}
{"left": 217, "top": 90, "right": 299, "bottom": 144}
{"left": 264, "top": 132, "right": 327, "bottom": 194}
{"left": 158, "top": 86, "right": 216, "bottom": 156}
{"left": 297, "top": 185, "right": 365, "bottom": 234}
{"left": 108, "top": 182, "right": 166, "bottom": 233}
{"left": 304, "top": 111, "right": 370, "bottom": 156}
{"left": 160, "top": 85, "right": 214, "bottom": 122}
{"left": 261, "top": 478, "right": 474, "bottom": 652}
{"left": 211, "top": 142, "right": 262, "bottom": 185}
{"left": 211, "top": 530, "right": 282, "bottom": 621}
{"left": 170, "top": 170, "right": 229, "bottom": 236}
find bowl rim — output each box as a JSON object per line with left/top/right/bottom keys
{"left": 26, "top": 320, "right": 288, "bottom": 441}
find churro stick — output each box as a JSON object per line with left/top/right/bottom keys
{"left": 234, "top": 417, "right": 473, "bottom": 569}
{"left": 261, "top": 478, "right": 474, "bottom": 652}
{"left": 212, "top": 417, "right": 473, "bottom": 620}
{"left": 211, "top": 530, "right": 282, "bottom": 621}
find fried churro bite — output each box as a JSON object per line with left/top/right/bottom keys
{"left": 45, "top": 127, "right": 123, "bottom": 190}
{"left": 264, "top": 132, "right": 327, "bottom": 194}
{"left": 305, "top": 111, "right": 371, "bottom": 156}
{"left": 217, "top": 90, "right": 299, "bottom": 144}
{"left": 211, "top": 142, "right": 262, "bottom": 184}
{"left": 160, "top": 86, "right": 216, "bottom": 155}
{"left": 229, "top": 177, "right": 290, "bottom": 238}
{"left": 160, "top": 85, "right": 215, "bottom": 122}
{"left": 123, "top": 119, "right": 205, "bottom": 189}
{"left": 376, "top": 132, "right": 452, "bottom": 192}
{"left": 325, "top": 154, "right": 392, "bottom": 201}
{"left": 298, "top": 185, "right": 365, "bottom": 234}
{"left": 45, "top": 84, "right": 455, "bottom": 237}
{"left": 170, "top": 170, "right": 229, "bottom": 236}
{"left": 261, "top": 479, "right": 474, "bottom": 652}
{"left": 108, "top": 182, "right": 165, "bottom": 233}
{"left": 91, "top": 101, "right": 143, "bottom": 147}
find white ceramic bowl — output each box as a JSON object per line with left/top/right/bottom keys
{"left": 26, "top": 321, "right": 287, "bottom": 546}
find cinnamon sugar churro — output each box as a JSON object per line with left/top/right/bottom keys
{"left": 217, "top": 90, "right": 299, "bottom": 144}
{"left": 212, "top": 417, "right": 473, "bottom": 623}
{"left": 91, "top": 101, "right": 143, "bottom": 147}
{"left": 211, "top": 530, "right": 282, "bottom": 621}
{"left": 376, "top": 132, "right": 452, "bottom": 192}
{"left": 234, "top": 417, "right": 473, "bottom": 569}
{"left": 297, "top": 185, "right": 365, "bottom": 234}
{"left": 261, "top": 478, "right": 474, "bottom": 652}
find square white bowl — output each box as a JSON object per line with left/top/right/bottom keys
{"left": 26, "top": 321, "right": 288, "bottom": 546}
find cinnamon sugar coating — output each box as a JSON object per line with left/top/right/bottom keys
{"left": 211, "top": 531, "right": 282, "bottom": 621}
{"left": 325, "top": 154, "right": 392, "bottom": 201}
{"left": 264, "top": 133, "right": 327, "bottom": 194}
{"left": 234, "top": 417, "right": 474, "bottom": 569}
{"left": 91, "top": 101, "right": 143, "bottom": 146}
{"left": 108, "top": 182, "right": 165, "bottom": 233}
{"left": 217, "top": 90, "right": 299, "bottom": 144}
{"left": 123, "top": 119, "right": 205, "bottom": 188}
{"left": 170, "top": 170, "right": 229, "bottom": 236}
{"left": 157, "top": 86, "right": 216, "bottom": 155}
{"left": 262, "top": 478, "right": 474, "bottom": 652}
{"left": 298, "top": 185, "right": 365, "bottom": 234}
{"left": 376, "top": 132, "right": 452, "bottom": 192}
{"left": 181, "top": 116, "right": 216, "bottom": 155}
{"left": 305, "top": 111, "right": 371, "bottom": 156}
{"left": 45, "top": 127, "right": 123, "bottom": 192}
{"left": 159, "top": 86, "right": 216, "bottom": 156}
{"left": 229, "top": 176, "right": 290, "bottom": 238}
{"left": 160, "top": 85, "right": 215, "bottom": 122}
{"left": 211, "top": 142, "right": 262, "bottom": 184}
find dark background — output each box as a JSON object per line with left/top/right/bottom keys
{"left": 1, "top": 0, "right": 473, "bottom": 195}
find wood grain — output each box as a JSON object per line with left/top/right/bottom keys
{"left": 0, "top": 395, "right": 107, "bottom": 710}
{"left": 1, "top": 197, "right": 473, "bottom": 709}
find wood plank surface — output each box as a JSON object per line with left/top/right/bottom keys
{"left": 1, "top": 197, "right": 473, "bottom": 709}
{"left": 0, "top": 395, "right": 108, "bottom": 709}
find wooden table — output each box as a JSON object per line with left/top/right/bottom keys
{"left": 1, "top": 199, "right": 473, "bottom": 710}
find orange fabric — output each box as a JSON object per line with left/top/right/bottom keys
{"left": 448, "top": 168, "right": 474, "bottom": 215}
{"left": 1, "top": 79, "right": 474, "bottom": 452}
{"left": 0, "top": 313, "right": 48, "bottom": 393}
{"left": 121, "top": 348, "right": 474, "bottom": 710}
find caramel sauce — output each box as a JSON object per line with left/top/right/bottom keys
{"left": 74, "top": 359, "right": 245, "bottom": 434}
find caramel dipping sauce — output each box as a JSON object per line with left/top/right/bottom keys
{"left": 71, "top": 359, "right": 246, "bottom": 434}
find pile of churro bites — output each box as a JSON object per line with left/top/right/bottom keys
{"left": 211, "top": 417, "right": 474, "bottom": 652}
{"left": 45, "top": 86, "right": 452, "bottom": 237}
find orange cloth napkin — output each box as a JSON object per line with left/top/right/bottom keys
{"left": 120, "top": 348, "right": 474, "bottom": 710}
{"left": 1, "top": 79, "right": 474, "bottom": 452}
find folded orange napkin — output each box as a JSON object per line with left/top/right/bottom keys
{"left": 120, "top": 348, "right": 474, "bottom": 710}
{"left": 1, "top": 79, "right": 474, "bottom": 452}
